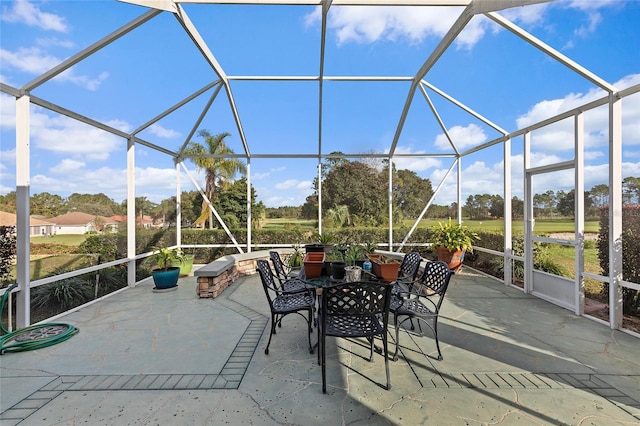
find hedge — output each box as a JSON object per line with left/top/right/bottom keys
{"left": 598, "top": 205, "right": 640, "bottom": 313}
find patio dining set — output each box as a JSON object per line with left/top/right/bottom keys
{"left": 257, "top": 251, "right": 454, "bottom": 394}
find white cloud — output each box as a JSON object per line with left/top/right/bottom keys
{"left": 0, "top": 47, "right": 61, "bottom": 75}
{"left": 275, "top": 179, "right": 302, "bottom": 190}
{"left": 305, "top": 1, "right": 624, "bottom": 52}
{"left": 0, "top": 94, "right": 16, "bottom": 129}
{"left": 434, "top": 123, "right": 487, "bottom": 151}
{"left": 149, "top": 123, "right": 181, "bottom": 139}
{"left": 392, "top": 145, "right": 442, "bottom": 172}
{"left": 516, "top": 74, "right": 640, "bottom": 152}
{"left": 49, "top": 159, "right": 86, "bottom": 174}
{"left": 30, "top": 107, "right": 124, "bottom": 161}
{"left": 36, "top": 36, "right": 75, "bottom": 49}
{"left": 1, "top": 0, "right": 67, "bottom": 32}
{"left": 0, "top": 47, "right": 109, "bottom": 91}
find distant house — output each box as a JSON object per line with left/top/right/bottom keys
{"left": 109, "top": 215, "right": 154, "bottom": 229}
{"left": 45, "top": 212, "right": 117, "bottom": 235}
{"left": 0, "top": 211, "right": 56, "bottom": 237}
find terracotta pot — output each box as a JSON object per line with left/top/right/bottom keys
{"left": 435, "top": 246, "right": 465, "bottom": 272}
{"left": 303, "top": 252, "right": 325, "bottom": 278}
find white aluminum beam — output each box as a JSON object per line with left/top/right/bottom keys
{"left": 389, "top": 4, "right": 474, "bottom": 155}
{"left": 132, "top": 80, "right": 221, "bottom": 135}
{"left": 127, "top": 137, "right": 137, "bottom": 287}
{"left": 180, "top": 163, "right": 245, "bottom": 253}
{"left": 22, "top": 9, "right": 161, "bottom": 92}
{"left": 486, "top": 11, "right": 616, "bottom": 93}
{"left": 397, "top": 159, "right": 457, "bottom": 251}
{"left": 609, "top": 94, "right": 623, "bottom": 328}
{"left": 15, "top": 96, "right": 31, "bottom": 328}
{"left": 575, "top": 112, "right": 585, "bottom": 316}
{"left": 177, "top": 83, "right": 225, "bottom": 157}
{"left": 419, "top": 84, "right": 460, "bottom": 155}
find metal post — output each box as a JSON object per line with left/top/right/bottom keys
{"left": 523, "top": 131, "right": 533, "bottom": 294}
{"left": 503, "top": 137, "right": 512, "bottom": 287}
{"left": 127, "top": 137, "right": 136, "bottom": 287}
{"left": 388, "top": 160, "right": 393, "bottom": 251}
{"left": 15, "top": 95, "right": 31, "bottom": 328}
{"left": 609, "top": 93, "right": 623, "bottom": 328}
{"left": 176, "top": 161, "right": 181, "bottom": 247}
{"left": 575, "top": 112, "right": 585, "bottom": 315}
{"left": 246, "top": 159, "right": 252, "bottom": 252}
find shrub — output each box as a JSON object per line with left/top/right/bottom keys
{"left": 598, "top": 205, "right": 640, "bottom": 313}
{"left": 0, "top": 226, "right": 16, "bottom": 285}
{"left": 31, "top": 276, "right": 93, "bottom": 312}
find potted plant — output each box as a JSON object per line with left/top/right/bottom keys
{"left": 151, "top": 247, "right": 183, "bottom": 290}
{"left": 344, "top": 244, "right": 363, "bottom": 282}
{"left": 325, "top": 250, "right": 346, "bottom": 279}
{"left": 431, "top": 218, "right": 480, "bottom": 271}
{"left": 171, "top": 248, "right": 194, "bottom": 276}
{"left": 288, "top": 244, "right": 304, "bottom": 269}
{"left": 366, "top": 253, "right": 401, "bottom": 282}
{"left": 312, "top": 232, "right": 336, "bottom": 252}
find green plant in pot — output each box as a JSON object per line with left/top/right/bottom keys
{"left": 288, "top": 244, "right": 303, "bottom": 269}
{"left": 431, "top": 218, "right": 480, "bottom": 272}
{"left": 171, "top": 248, "right": 194, "bottom": 276}
{"left": 312, "top": 232, "right": 336, "bottom": 252}
{"left": 151, "top": 247, "right": 183, "bottom": 290}
{"left": 325, "top": 250, "right": 346, "bottom": 279}
{"left": 344, "top": 244, "right": 363, "bottom": 282}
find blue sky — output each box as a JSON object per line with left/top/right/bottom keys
{"left": 1, "top": 0, "right": 639, "bottom": 209}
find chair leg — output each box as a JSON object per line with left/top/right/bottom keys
{"left": 432, "top": 317, "right": 443, "bottom": 360}
{"left": 265, "top": 313, "right": 277, "bottom": 355}
{"left": 393, "top": 314, "right": 402, "bottom": 361}
{"left": 382, "top": 332, "right": 391, "bottom": 390}
{"left": 307, "top": 308, "right": 314, "bottom": 354}
{"left": 321, "top": 332, "right": 327, "bottom": 393}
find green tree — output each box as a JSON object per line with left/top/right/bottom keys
{"left": 589, "top": 183, "right": 609, "bottom": 207}
{"left": 68, "top": 193, "right": 122, "bottom": 217}
{"left": 322, "top": 160, "right": 386, "bottom": 226}
{"left": 0, "top": 191, "right": 17, "bottom": 213}
{"left": 623, "top": 176, "right": 640, "bottom": 204}
{"left": 214, "top": 177, "right": 264, "bottom": 229}
{"left": 31, "top": 192, "right": 67, "bottom": 217}
{"left": 180, "top": 190, "right": 203, "bottom": 227}
{"left": 183, "top": 130, "right": 246, "bottom": 229}
{"left": 392, "top": 168, "right": 434, "bottom": 218}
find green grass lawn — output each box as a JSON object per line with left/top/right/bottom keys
{"left": 31, "top": 234, "right": 87, "bottom": 245}
{"left": 405, "top": 219, "right": 600, "bottom": 234}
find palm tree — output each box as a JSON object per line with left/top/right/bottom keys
{"left": 183, "top": 130, "right": 246, "bottom": 229}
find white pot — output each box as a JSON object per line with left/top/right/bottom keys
{"left": 344, "top": 266, "right": 362, "bottom": 282}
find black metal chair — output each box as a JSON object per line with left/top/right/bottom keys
{"left": 317, "top": 281, "right": 392, "bottom": 393}
{"left": 269, "top": 251, "right": 309, "bottom": 292}
{"left": 390, "top": 260, "right": 453, "bottom": 361}
{"left": 256, "top": 259, "right": 315, "bottom": 355}
{"left": 392, "top": 251, "right": 422, "bottom": 294}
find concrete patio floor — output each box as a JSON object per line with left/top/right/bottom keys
{"left": 1, "top": 268, "right": 639, "bottom": 425}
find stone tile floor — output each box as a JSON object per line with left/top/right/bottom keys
{"left": 1, "top": 268, "right": 639, "bottom": 425}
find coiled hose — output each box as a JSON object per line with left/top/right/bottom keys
{"left": 0, "top": 284, "right": 79, "bottom": 355}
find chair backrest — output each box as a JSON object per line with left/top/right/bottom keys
{"left": 415, "top": 261, "right": 453, "bottom": 309}
{"left": 398, "top": 252, "right": 421, "bottom": 281}
{"left": 257, "top": 259, "right": 279, "bottom": 304}
{"left": 269, "top": 251, "right": 288, "bottom": 282}
{"left": 323, "top": 281, "right": 392, "bottom": 322}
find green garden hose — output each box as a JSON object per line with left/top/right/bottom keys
{"left": 0, "top": 284, "right": 79, "bottom": 355}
